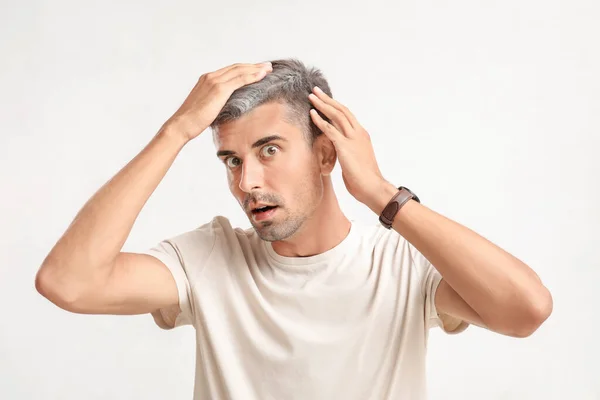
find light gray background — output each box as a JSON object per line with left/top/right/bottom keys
{"left": 1, "top": 0, "right": 598, "bottom": 398}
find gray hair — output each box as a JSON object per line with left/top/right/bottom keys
{"left": 210, "top": 58, "right": 333, "bottom": 145}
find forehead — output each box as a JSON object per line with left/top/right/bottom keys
{"left": 213, "top": 101, "right": 305, "bottom": 150}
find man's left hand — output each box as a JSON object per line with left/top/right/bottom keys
{"left": 308, "top": 86, "right": 390, "bottom": 209}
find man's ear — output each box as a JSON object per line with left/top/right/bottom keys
{"left": 315, "top": 135, "right": 337, "bottom": 176}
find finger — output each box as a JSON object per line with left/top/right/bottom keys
{"left": 222, "top": 66, "right": 272, "bottom": 90}
{"left": 309, "top": 93, "right": 353, "bottom": 136}
{"left": 210, "top": 62, "right": 269, "bottom": 78}
{"left": 204, "top": 63, "right": 250, "bottom": 80}
{"left": 310, "top": 108, "right": 343, "bottom": 143}
{"left": 216, "top": 62, "right": 272, "bottom": 81}
{"left": 312, "top": 86, "right": 360, "bottom": 129}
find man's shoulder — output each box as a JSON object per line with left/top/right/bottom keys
{"left": 164, "top": 215, "right": 253, "bottom": 249}
{"left": 145, "top": 216, "right": 254, "bottom": 274}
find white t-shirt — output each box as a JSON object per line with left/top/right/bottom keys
{"left": 143, "top": 215, "right": 468, "bottom": 400}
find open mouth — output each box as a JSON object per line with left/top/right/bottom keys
{"left": 251, "top": 205, "right": 279, "bottom": 221}
{"left": 252, "top": 205, "right": 278, "bottom": 215}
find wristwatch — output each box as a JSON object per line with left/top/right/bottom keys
{"left": 379, "top": 186, "right": 420, "bottom": 229}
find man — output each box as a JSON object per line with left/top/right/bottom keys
{"left": 36, "top": 59, "right": 553, "bottom": 399}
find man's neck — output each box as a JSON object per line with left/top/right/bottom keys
{"left": 270, "top": 191, "right": 351, "bottom": 258}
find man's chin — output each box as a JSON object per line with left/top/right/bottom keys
{"left": 251, "top": 218, "right": 300, "bottom": 242}
{"left": 252, "top": 220, "right": 274, "bottom": 230}
{"left": 253, "top": 227, "right": 278, "bottom": 242}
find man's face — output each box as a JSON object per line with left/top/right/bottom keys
{"left": 214, "top": 101, "right": 325, "bottom": 241}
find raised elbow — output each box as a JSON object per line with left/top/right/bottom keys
{"left": 35, "top": 264, "right": 83, "bottom": 311}
{"left": 484, "top": 284, "right": 553, "bottom": 338}
{"left": 511, "top": 286, "right": 553, "bottom": 338}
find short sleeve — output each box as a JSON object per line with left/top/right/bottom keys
{"left": 410, "top": 245, "right": 469, "bottom": 334}
{"left": 142, "top": 240, "right": 194, "bottom": 329}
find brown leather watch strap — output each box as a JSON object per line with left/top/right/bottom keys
{"left": 379, "top": 186, "right": 420, "bottom": 229}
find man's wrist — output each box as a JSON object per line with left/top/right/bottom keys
{"left": 365, "top": 180, "right": 400, "bottom": 216}
{"left": 157, "top": 122, "right": 191, "bottom": 149}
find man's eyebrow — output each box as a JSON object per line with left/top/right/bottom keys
{"left": 216, "top": 135, "right": 288, "bottom": 157}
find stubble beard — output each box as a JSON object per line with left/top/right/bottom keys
{"left": 248, "top": 169, "right": 323, "bottom": 242}
{"left": 251, "top": 208, "right": 306, "bottom": 242}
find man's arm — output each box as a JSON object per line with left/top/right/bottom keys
{"left": 367, "top": 182, "right": 553, "bottom": 338}
{"left": 306, "top": 86, "right": 553, "bottom": 338}
{"left": 35, "top": 62, "right": 274, "bottom": 315}
{"left": 35, "top": 129, "right": 188, "bottom": 314}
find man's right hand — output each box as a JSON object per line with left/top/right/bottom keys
{"left": 35, "top": 62, "right": 273, "bottom": 323}
{"left": 164, "top": 62, "right": 274, "bottom": 143}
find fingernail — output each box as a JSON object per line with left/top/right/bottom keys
{"left": 314, "top": 86, "right": 323, "bottom": 93}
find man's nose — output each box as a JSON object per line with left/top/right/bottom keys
{"left": 238, "top": 159, "right": 264, "bottom": 193}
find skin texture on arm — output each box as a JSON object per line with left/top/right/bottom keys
{"left": 35, "top": 128, "right": 187, "bottom": 314}
{"left": 377, "top": 192, "right": 551, "bottom": 338}
{"left": 307, "top": 85, "right": 553, "bottom": 338}
{"left": 35, "top": 62, "right": 275, "bottom": 316}
{"left": 435, "top": 279, "right": 487, "bottom": 330}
